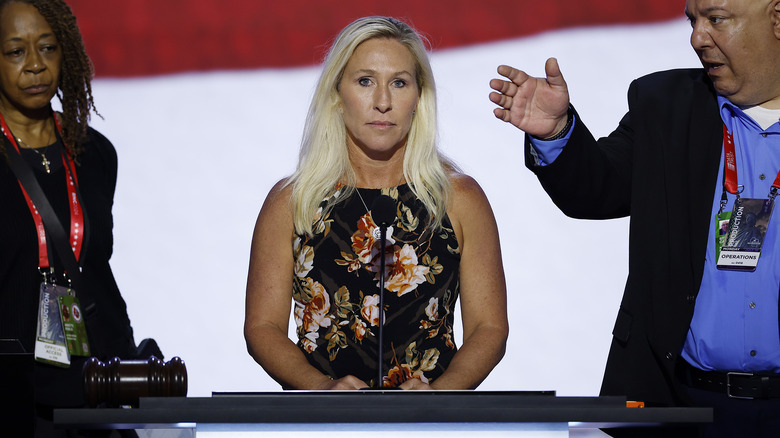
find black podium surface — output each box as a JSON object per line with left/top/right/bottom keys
{"left": 55, "top": 391, "right": 712, "bottom": 433}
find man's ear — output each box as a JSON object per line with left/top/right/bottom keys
{"left": 773, "top": 0, "right": 780, "bottom": 39}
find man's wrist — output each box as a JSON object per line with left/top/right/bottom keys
{"left": 537, "top": 108, "right": 573, "bottom": 141}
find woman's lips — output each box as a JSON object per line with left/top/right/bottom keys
{"left": 368, "top": 121, "right": 395, "bottom": 129}
{"left": 24, "top": 84, "right": 50, "bottom": 94}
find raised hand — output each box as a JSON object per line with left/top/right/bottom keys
{"left": 489, "top": 58, "right": 571, "bottom": 138}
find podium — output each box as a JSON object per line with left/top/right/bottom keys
{"left": 54, "top": 391, "right": 712, "bottom": 437}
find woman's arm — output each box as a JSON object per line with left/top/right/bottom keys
{"left": 402, "top": 174, "right": 509, "bottom": 389}
{"left": 243, "top": 179, "right": 367, "bottom": 390}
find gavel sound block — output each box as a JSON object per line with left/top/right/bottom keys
{"left": 83, "top": 356, "right": 187, "bottom": 407}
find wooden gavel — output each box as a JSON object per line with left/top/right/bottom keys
{"left": 83, "top": 356, "right": 187, "bottom": 407}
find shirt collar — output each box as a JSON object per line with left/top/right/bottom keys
{"left": 718, "top": 95, "right": 780, "bottom": 133}
{"left": 718, "top": 95, "right": 757, "bottom": 131}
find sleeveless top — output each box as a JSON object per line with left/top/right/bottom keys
{"left": 292, "top": 184, "right": 460, "bottom": 388}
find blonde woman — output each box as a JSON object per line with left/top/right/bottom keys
{"left": 245, "top": 16, "right": 508, "bottom": 390}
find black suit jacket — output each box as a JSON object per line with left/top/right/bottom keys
{"left": 525, "top": 69, "right": 723, "bottom": 406}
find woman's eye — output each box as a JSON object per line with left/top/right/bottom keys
{"left": 358, "top": 77, "right": 371, "bottom": 86}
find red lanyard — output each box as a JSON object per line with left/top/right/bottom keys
{"left": 722, "top": 123, "right": 780, "bottom": 197}
{"left": 0, "top": 113, "right": 84, "bottom": 269}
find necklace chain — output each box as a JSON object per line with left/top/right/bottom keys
{"left": 16, "top": 137, "right": 53, "bottom": 174}
{"left": 8, "top": 120, "right": 55, "bottom": 174}
{"left": 355, "top": 189, "right": 370, "bottom": 213}
{"left": 354, "top": 176, "right": 404, "bottom": 214}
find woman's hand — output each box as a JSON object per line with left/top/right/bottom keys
{"left": 319, "top": 375, "right": 370, "bottom": 390}
{"left": 398, "top": 378, "right": 433, "bottom": 390}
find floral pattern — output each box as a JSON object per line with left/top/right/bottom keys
{"left": 292, "top": 184, "right": 460, "bottom": 388}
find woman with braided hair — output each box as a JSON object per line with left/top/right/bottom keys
{"left": 0, "top": 1, "right": 142, "bottom": 435}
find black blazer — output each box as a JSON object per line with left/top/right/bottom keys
{"left": 525, "top": 69, "right": 723, "bottom": 406}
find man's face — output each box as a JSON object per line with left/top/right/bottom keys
{"left": 686, "top": 0, "right": 780, "bottom": 108}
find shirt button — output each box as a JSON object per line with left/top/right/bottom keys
{"left": 760, "top": 174, "right": 766, "bottom": 180}
{"left": 762, "top": 133, "right": 768, "bottom": 138}
{"left": 749, "top": 302, "right": 756, "bottom": 309}
{"left": 666, "top": 352, "right": 674, "bottom": 360}
{"left": 750, "top": 350, "right": 757, "bottom": 357}
{"left": 686, "top": 295, "right": 695, "bottom": 303}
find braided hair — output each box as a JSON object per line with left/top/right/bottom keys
{"left": 0, "top": 0, "right": 97, "bottom": 158}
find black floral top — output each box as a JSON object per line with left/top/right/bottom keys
{"left": 293, "top": 184, "right": 460, "bottom": 388}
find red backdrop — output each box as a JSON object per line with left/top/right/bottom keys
{"left": 66, "top": 0, "right": 684, "bottom": 78}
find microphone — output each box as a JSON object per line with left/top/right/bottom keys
{"left": 370, "top": 194, "right": 396, "bottom": 228}
{"left": 370, "top": 195, "right": 395, "bottom": 388}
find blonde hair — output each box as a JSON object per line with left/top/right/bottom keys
{"left": 288, "top": 16, "right": 455, "bottom": 236}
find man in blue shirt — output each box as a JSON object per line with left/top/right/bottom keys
{"left": 489, "top": 0, "right": 780, "bottom": 436}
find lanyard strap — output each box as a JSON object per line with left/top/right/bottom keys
{"left": 722, "top": 123, "right": 739, "bottom": 195}
{"left": 721, "top": 122, "right": 780, "bottom": 198}
{"left": 0, "top": 112, "right": 85, "bottom": 269}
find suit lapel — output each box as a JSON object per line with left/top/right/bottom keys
{"left": 686, "top": 80, "right": 723, "bottom": 291}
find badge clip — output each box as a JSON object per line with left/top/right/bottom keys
{"left": 38, "top": 267, "right": 55, "bottom": 285}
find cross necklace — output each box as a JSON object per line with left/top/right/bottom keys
{"left": 16, "top": 123, "right": 54, "bottom": 174}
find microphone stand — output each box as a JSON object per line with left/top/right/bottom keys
{"left": 370, "top": 194, "right": 395, "bottom": 389}
{"left": 377, "top": 224, "right": 387, "bottom": 388}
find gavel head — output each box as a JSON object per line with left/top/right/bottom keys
{"left": 83, "top": 356, "right": 187, "bottom": 408}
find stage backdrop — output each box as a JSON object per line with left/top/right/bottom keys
{"left": 59, "top": 1, "right": 699, "bottom": 397}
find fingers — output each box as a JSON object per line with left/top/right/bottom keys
{"left": 488, "top": 67, "right": 521, "bottom": 123}
{"left": 488, "top": 90, "right": 512, "bottom": 108}
{"left": 490, "top": 91, "right": 526, "bottom": 123}
{"left": 490, "top": 65, "right": 528, "bottom": 92}
{"left": 398, "top": 378, "right": 432, "bottom": 390}
{"left": 488, "top": 79, "right": 515, "bottom": 98}
{"left": 493, "top": 106, "right": 512, "bottom": 123}
{"left": 340, "top": 375, "right": 369, "bottom": 390}
{"left": 496, "top": 64, "right": 528, "bottom": 85}
{"left": 323, "top": 375, "right": 368, "bottom": 390}
{"left": 492, "top": 59, "right": 564, "bottom": 90}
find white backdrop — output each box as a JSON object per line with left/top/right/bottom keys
{"left": 86, "top": 18, "right": 700, "bottom": 397}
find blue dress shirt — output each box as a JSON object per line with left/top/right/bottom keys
{"left": 530, "top": 99, "right": 780, "bottom": 372}
{"left": 682, "top": 97, "right": 780, "bottom": 372}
